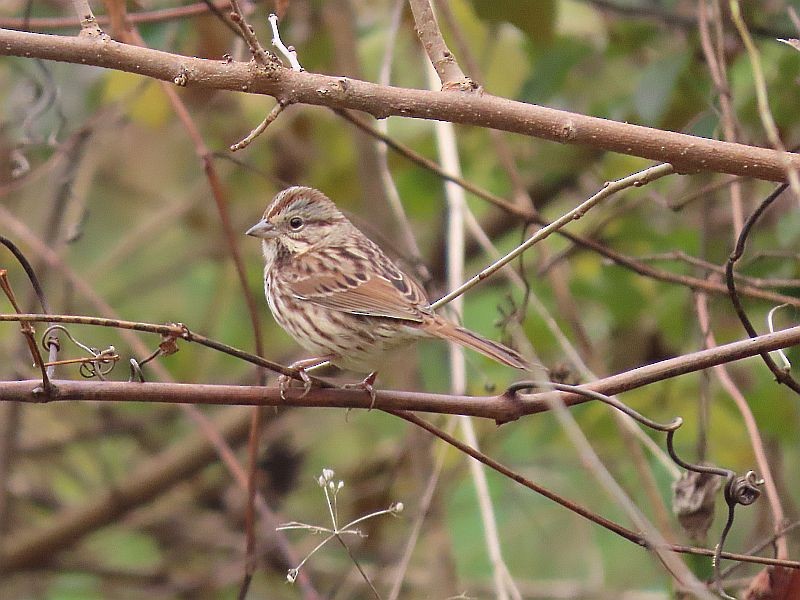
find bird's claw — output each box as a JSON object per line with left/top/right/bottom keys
{"left": 279, "top": 367, "right": 312, "bottom": 400}
{"left": 344, "top": 371, "right": 378, "bottom": 410}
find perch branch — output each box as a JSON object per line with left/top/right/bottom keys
{"left": 2, "top": 312, "right": 800, "bottom": 417}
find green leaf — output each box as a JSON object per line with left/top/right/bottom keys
{"left": 521, "top": 37, "right": 592, "bottom": 103}
{"left": 634, "top": 51, "right": 690, "bottom": 125}
{"left": 471, "top": 0, "right": 556, "bottom": 46}
{"left": 46, "top": 574, "right": 103, "bottom": 600}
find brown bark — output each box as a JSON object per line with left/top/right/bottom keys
{"left": 1, "top": 28, "right": 798, "bottom": 182}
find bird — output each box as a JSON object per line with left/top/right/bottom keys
{"left": 246, "top": 186, "right": 529, "bottom": 400}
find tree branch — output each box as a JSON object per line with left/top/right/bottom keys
{"left": 2, "top": 317, "right": 800, "bottom": 418}
{"left": 1, "top": 28, "right": 799, "bottom": 182}
{"left": 408, "top": 0, "right": 473, "bottom": 90}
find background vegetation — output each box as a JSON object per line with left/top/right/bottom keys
{"left": 1, "top": 0, "right": 800, "bottom": 598}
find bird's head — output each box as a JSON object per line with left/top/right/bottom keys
{"left": 246, "top": 186, "right": 352, "bottom": 258}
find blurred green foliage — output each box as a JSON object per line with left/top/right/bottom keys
{"left": 2, "top": 0, "right": 800, "bottom": 598}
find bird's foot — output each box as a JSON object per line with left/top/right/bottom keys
{"left": 279, "top": 367, "right": 313, "bottom": 400}
{"left": 343, "top": 371, "right": 378, "bottom": 410}
{"left": 279, "top": 356, "right": 331, "bottom": 400}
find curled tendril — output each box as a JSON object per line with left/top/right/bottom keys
{"left": 506, "top": 380, "right": 683, "bottom": 432}
{"left": 40, "top": 324, "right": 118, "bottom": 380}
{"left": 128, "top": 344, "right": 168, "bottom": 383}
{"left": 668, "top": 428, "right": 763, "bottom": 598}
{"left": 129, "top": 358, "right": 146, "bottom": 383}
{"left": 726, "top": 470, "right": 763, "bottom": 507}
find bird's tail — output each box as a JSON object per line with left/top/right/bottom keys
{"left": 429, "top": 318, "right": 530, "bottom": 370}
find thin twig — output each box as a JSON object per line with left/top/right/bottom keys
{"left": 337, "top": 110, "right": 533, "bottom": 219}
{"left": 267, "top": 14, "right": 302, "bottom": 71}
{"left": 371, "top": 0, "right": 429, "bottom": 281}
{"left": 408, "top": 0, "right": 474, "bottom": 90}
{"left": 386, "top": 422, "right": 452, "bottom": 600}
{"left": 70, "top": 0, "right": 104, "bottom": 36}
{"left": 229, "top": 101, "right": 287, "bottom": 151}
{"left": 0, "top": 271, "right": 50, "bottom": 394}
{"left": 431, "top": 163, "right": 676, "bottom": 310}
{"left": 636, "top": 251, "right": 800, "bottom": 289}
{"left": 228, "top": 0, "right": 274, "bottom": 67}
{"left": 0, "top": 0, "right": 238, "bottom": 30}
{"left": 388, "top": 409, "right": 800, "bottom": 572}
{"left": 698, "top": 0, "right": 744, "bottom": 236}
{"left": 725, "top": 183, "right": 800, "bottom": 395}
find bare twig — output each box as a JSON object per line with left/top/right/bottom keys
{"left": 228, "top": 0, "right": 274, "bottom": 67}
{"left": 386, "top": 423, "right": 451, "bottom": 600}
{"left": 408, "top": 0, "right": 474, "bottom": 90}
{"left": 0, "top": 0, "right": 239, "bottom": 30}
{"left": 388, "top": 409, "right": 800, "bottom": 572}
{"left": 337, "top": 110, "right": 531, "bottom": 219}
{"left": 431, "top": 163, "right": 676, "bottom": 310}
{"left": 70, "top": 0, "right": 104, "bottom": 36}
{"left": 371, "top": 0, "right": 428, "bottom": 280}
{"left": 636, "top": 250, "right": 800, "bottom": 289}
{"left": 0, "top": 271, "right": 50, "bottom": 394}
{"left": 725, "top": 184, "right": 800, "bottom": 394}
{"left": 230, "top": 101, "right": 287, "bottom": 151}
{"left": 267, "top": 14, "right": 302, "bottom": 71}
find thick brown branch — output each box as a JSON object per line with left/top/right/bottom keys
{"left": 1, "top": 28, "right": 798, "bottom": 182}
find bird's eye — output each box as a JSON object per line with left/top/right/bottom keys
{"left": 288, "top": 216, "right": 304, "bottom": 230}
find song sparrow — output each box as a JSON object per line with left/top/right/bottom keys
{"left": 246, "top": 186, "right": 529, "bottom": 396}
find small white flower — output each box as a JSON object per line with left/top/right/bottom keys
{"left": 287, "top": 568, "right": 298, "bottom": 583}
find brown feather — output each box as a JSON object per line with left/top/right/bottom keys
{"left": 426, "top": 317, "right": 530, "bottom": 369}
{"left": 290, "top": 274, "right": 430, "bottom": 322}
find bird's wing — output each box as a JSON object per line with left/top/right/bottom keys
{"left": 284, "top": 248, "right": 431, "bottom": 322}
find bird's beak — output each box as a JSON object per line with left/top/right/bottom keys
{"left": 245, "top": 219, "right": 278, "bottom": 239}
